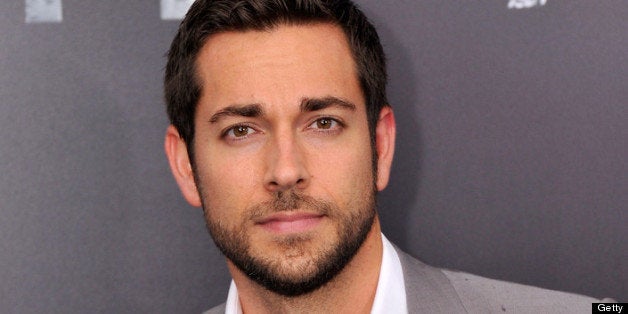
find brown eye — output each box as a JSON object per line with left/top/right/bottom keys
{"left": 232, "top": 125, "right": 250, "bottom": 137}
{"left": 316, "top": 118, "right": 333, "bottom": 129}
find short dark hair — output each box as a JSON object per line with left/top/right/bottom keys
{"left": 164, "top": 0, "right": 388, "bottom": 153}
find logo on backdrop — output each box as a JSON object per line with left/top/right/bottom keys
{"left": 160, "top": 0, "right": 195, "bottom": 20}
{"left": 24, "top": 0, "right": 550, "bottom": 23}
{"left": 25, "top": 0, "right": 195, "bottom": 23}
{"left": 508, "top": 0, "right": 547, "bottom": 9}
{"left": 25, "top": 0, "right": 63, "bottom": 23}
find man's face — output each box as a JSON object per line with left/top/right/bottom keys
{"left": 189, "top": 24, "right": 379, "bottom": 295}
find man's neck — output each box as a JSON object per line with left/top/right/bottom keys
{"left": 228, "top": 219, "right": 384, "bottom": 314}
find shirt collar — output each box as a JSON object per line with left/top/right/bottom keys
{"left": 224, "top": 233, "right": 407, "bottom": 314}
{"left": 225, "top": 280, "right": 242, "bottom": 314}
{"left": 371, "top": 234, "right": 408, "bottom": 314}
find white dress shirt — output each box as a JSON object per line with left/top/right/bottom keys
{"left": 224, "top": 233, "right": 407, "bottom": 314}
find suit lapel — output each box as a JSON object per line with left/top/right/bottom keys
{"left": 395, "top": 247, "right": 468, "bottom": 313}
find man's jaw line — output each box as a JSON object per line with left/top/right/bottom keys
{"left": 225, "top": 216, "right": 383, "bottom": 307}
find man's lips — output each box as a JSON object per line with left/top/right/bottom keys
{"left": 255, "top": 212, "right": 325, "bottom": 234}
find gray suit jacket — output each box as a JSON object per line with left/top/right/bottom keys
{"left": 205, "top": 247, "right": 609, "bottom": 313}
{"left": 395, "top": 248, "right": 607, "bottom": 313}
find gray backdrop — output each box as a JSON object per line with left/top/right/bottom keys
{"left": 1, "top": 1, "right": 625, "bottom": 313}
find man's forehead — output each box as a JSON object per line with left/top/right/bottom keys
{"left": 197, "top": 22, "right": 352, "bottom": 63}
{"left": 193, "top": 22, "right": 364, "bottom": 115}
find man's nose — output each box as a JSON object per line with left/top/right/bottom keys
{"left": 264, "top": 132, "right": 310, "bottom": 193}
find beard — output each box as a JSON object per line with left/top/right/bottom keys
{"left": 201, "top": 189, "right": 376, "bottom": 297}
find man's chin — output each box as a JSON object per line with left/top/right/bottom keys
{"left": 239, "top": 248, "right": 343, "bottom": 297}
{"left": 233, "top": 229, "right": 367, "bottom": 296}
{"left": 208, "top": 191, "right": 377, "bottom": 296}
{"left": 247, "top": 237, "right": 336, "bottom": 276}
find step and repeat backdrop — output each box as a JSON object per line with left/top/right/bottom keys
{"left": 1, "top": 0, "right": 625, "bottom": 312}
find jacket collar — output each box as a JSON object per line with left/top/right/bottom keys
{"left": 394, "top": 246, "right": 467, "bottom": 313}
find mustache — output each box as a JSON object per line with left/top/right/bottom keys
{"left": 247, "top": 191, "right": 332, "bottom": 220}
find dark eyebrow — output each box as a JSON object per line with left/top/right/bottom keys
{"left": 209, "top": 104, "right": 263, "bottom": 123}
{"left": 300, "top": 96, "right": 356, "bottom": 112}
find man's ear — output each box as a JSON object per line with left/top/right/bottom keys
{"left": 375, "top": 106, "right": 396, "bottom": 191}
{"left": 164, "top": 125, "right": 202, "bottom": 207}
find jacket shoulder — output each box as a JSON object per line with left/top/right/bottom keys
{"left": 202, "top": 302, "right": 226, "bottom": 314}
{"left": 442, "top": 269, "right": 601, "bottom": 313}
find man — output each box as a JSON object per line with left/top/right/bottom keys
{"left": 163, "top": 0, "right": 610, "bottom": 313}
